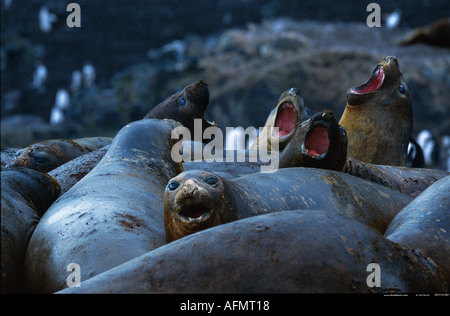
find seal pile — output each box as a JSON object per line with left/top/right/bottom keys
{"left": 1, "top": 57, "right": 449, "bottom": 294}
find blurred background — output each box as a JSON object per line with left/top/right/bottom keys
{"left": 1, "top": 0, "right": 449, "bottom": 169}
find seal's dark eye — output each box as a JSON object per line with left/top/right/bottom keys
{"left": 30, "top": 153, "right": 49, "bottom": 165}
{"left": 398, "top": 83, "right": 407, "bottom": 95}
{"left": 178, "top": 97, "right": 187, "bottom": 107}
{"left": 167, "top": 181, "right": 180, "bottom": 191}
{"left": 204, "top": 176, "right": 218, "bottom": 186}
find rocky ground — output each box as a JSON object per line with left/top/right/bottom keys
{"left": 1, "top": 1, "right": 450, "bottom": 169}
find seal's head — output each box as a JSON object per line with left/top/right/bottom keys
{"left": 252, "top": 87, "right": 310, "bottom": 151}
{"left": 144, "top": 80, "right": 214, "bottom": 134}
{"left": 164, "top": 170, "right": 235, "bottom": 242}
{"left": 346, "top": 56, "right": 409, "bottom": 106}
{"left": 301, "top": 110, "right": 348, "bottom": 171}
{"left": 6, "top": 144, "right": 67, "bottom": 173}
{"left": 273, "top": 88, "right": 308, "bottom": 140}
{"left": 339, "top": 56, "right": 412, "bottom": 166}
{"left": 279, "top": 110, "right": 348, "bottom": 171}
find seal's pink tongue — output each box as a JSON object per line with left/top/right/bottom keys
{"left": 353, "top": 67, "right": 385, "bottom": 94}
{"left": 305, "top": 127, "right": 329, "bottom": 156}
{"left": 275, "top": 103, "right": 296, "bottom": 137}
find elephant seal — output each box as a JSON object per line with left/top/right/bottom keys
{"left": 1, "top": 167, "right": 60, "bottom": 293}
{"left": 164, "top": 167, "right": 412, "bottom": 242}
{"left": 5, "top": 137, "right": 113, "bottom": 173}
{"left": 339, "top": 56, "right": 413, "bottom": 166}
{"left": 144, "top": 79, "right": 216, "bottom": 137}
{"left": 399, "top": 18, "right": 450, "bottom": 48}
{"left": 279, "top": 110, "right": 348, "bottom": 171}
{"left": 385, "top": 175, "right": 450, "bottom": 288}
{"left": 250, "top": 87, "right": 310, "bottom": 151}
{"left": 59, "top": 210, "right": 447, "bottom": 294}
{"left": 24, "top": 119, "right": 184, "bottom": 293}
{"left": 342, "top": 156, "right": 450, "bottom": 198}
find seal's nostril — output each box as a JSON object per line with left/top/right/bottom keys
{"left": 182, "top": 185, "right": 198, "bottom": 196}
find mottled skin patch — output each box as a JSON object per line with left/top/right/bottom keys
{"left": 342, "top": 156, "right": 450, "bottom": 197}
{"left": 48, "top": 146, "right": 109, "bottom": 196}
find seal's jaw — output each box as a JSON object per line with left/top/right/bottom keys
{"left": 303, "top": 125, "right": 330, "bottom": 158}
{"left": 273, "top": 88, "right": 306, "bottom": 141}
{"left": 171, "top": 181, "right": 214, "bottom": 223}
{"left": 300, "top": 111, "right": 348, "bottom": 171}
{"left": 274, "top": 102, "right": 297, "bottom": 139}
{"left": 164, "top": 186, "right": 216, "bottom": 242}
{"left": 349, "top": 66, "right": 385, "bottom": 95}
{"left": 302, "top": 123, "right": 330, "bottom": 159}
{"left": 175, "top": 199, "right": 213, "bottom": 223}
{"left": 301, "top": 111, "right": 342, "bottom": 159}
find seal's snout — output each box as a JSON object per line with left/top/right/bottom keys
{"left": 175, "top": 182, "right": 202, "bottom": 202}
{"left": 385, "top": 56, "right": 398, "bottom": 64}
{"left": 185, "top": 80, "right": 209, "bottom": 104}
{"left": 5, "top": 159, "right": 27, "bottom": 169}
{"left": 181, "top": 184, "right": 199, "bottom": 197}
{"left": 195, "top": 80, "right": 208, "bottom": 88}
{"left": 287, "top": 87, "right": 301, "bottom": 96}
{"left": 173, "top": 180, "right": 212, "bottom": 222}
{"left": 321, "top": 110, "right": 335, "bottom": 122}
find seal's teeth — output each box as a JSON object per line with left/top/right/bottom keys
{"left": 180, "top": 209, "right": 212, "bottom": 222}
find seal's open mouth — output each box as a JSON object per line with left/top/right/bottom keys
{"left": 303, "top": 126, "right": 330, "bottom": 158}
{"left": 275, "top": 102, "right": 297, "bottom": 138}
{"left": 177, "top": 201, "right": 211, "bottom": 222}
{"left": 350, "top": 66, "right": 385, "bottom": 94}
